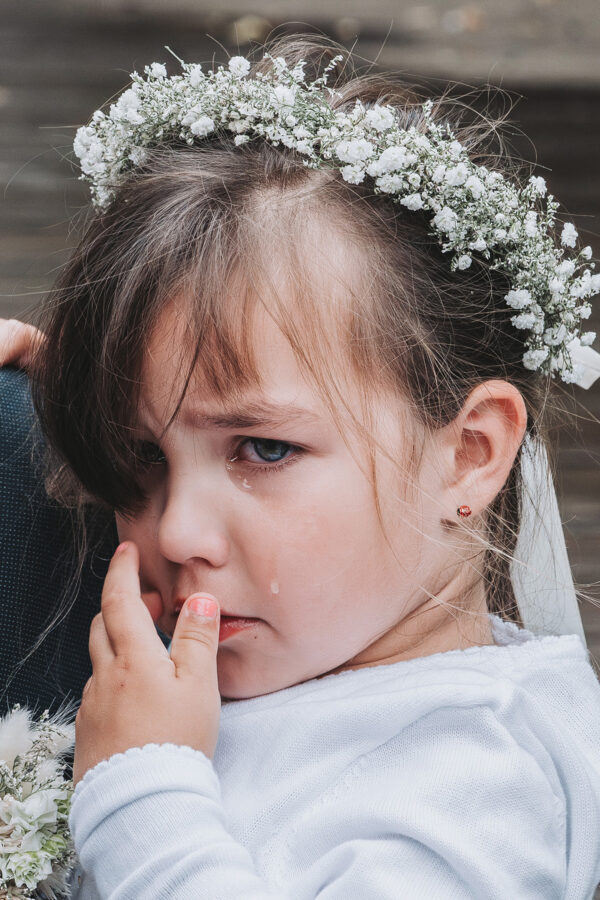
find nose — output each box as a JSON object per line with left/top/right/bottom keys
{"left": 157, "top": 476, "right": 230, "bottom": 567}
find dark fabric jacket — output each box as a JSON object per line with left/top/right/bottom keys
{"left": 0, "top": 366, "right": 171, "bottom": 721}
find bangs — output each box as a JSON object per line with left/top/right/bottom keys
{"left": 140, "top": 195, "right": 392, "bottom": 477}
{"left": 34, "top": 151, "right": 396, "bottom": 517}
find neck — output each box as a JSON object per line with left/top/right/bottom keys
{"left": 318, "top": 568, "right": 494, "bottom": 679}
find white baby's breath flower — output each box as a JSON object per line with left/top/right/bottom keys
{"left": 400, "top": 193, "right": 424, "bottom": 210}
{"left": 433, "top": 206, "right": 458, "bottom": 234}
{"left": 190, "top": 115, "right": 215, "bottom": 137}
{"left": 465, "top": 175, "right": 484, "bottom": 198}
{"left": 292, "top": 124, "right": 311, "bottom": 140}
{"left": 364, "top": 104, "right": 395, "bottom": 132}
{"left": 188, "top": 64, "right": 204, "bottom": 88}
{"left": 529, "top": 175, "right": 547, "bottom": 196}
{"left": 127, "top": 146, "right": 148, "bottom": 165}
{"left": 523, "top": 347, "right": 550, "bottom": 370}
{"left": 581, "top": 331, "right": 596, "bottom": 346}
{"left": 524, "top": 211, "right": 538, "bottom": 237}
{"left": 544, "top": 323, "right": 568, "bottom": 346}
{"left": 147, "top": 62, "right": 167, "bottom": 79}
{"left": 341, "top": 164, "right": 366, "bottom": 184}
{"left": 370, "top": 146, "right": 408, "bottom": 175}
{"left": 335, "top": 138, "right": 375, "bottom": 164}
{"left": 560, "top": 363, "right": 585, "bottom": 384}
{"left": 273, "top": 84, "right": 296, "bottom": 108}
{"left": 445, "top": 163, "right": 468, "bottom": 187}
{"left": 557, "top": 260, "right": 575, "bottom": 278}
{"left": 110, "top": 88, "right": 144, "bottom": 126}
{"left": 295, "top": 139, "right": 314, "bottom": 155}
{"left": 71, "top": 49, "right": 599, "bottom": 382}
{"left": 228, "top": 56, "right": 251, "bottom": 77}
{"left": 511, "top": 312, "right": 537, "bottom": 330}
{"left": 375, "top": 173, "right": 405, "bottom": 193}
{"left": 561, "top": 222, "right": 578, "bottom": 247}
{"left": 505, "top": 289, "right": 533, "bottom": 309}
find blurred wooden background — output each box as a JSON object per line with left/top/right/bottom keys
{"left": 1, "top": 1, "right": 599, "bottom": 669}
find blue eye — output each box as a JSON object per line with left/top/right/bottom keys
{"left": 233, "top": 437, "right": 304, "bottom": 474}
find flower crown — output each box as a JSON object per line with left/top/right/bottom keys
{"left": 73, "top": 48, "right": 600, "bottom": 387}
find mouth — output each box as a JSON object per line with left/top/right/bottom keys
{"left": 172, "top": 600, "right": 260, "bottom": 643}
{"left": 174, "top": 600, "right": 258, "bottom": 620}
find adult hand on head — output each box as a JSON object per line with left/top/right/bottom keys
{"left": 73, "top": 541, "right": 222, "bottom": 786}
{"left": 0, "top": 318, "right": 45, "bottom": 368}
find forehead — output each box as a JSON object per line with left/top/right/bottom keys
{"left": 140, "top": 298, "right": 333, "bottom": 427}
{"left": 139, "top": 215, "right": 368, "bottom": 425}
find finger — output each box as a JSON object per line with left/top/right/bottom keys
{"left": 101, "top": 542, "right": 168, "bottom": 658}
{"left": 170, "top": 593, "right": 221, "bottom": 680}
{"left": 88, "top": 611, "right": 115, "bottom": 669}
{"left": 0, "top": 319, "right": 44, "bottom": 367}
{"left": 81, "top": 675, "right": 93, "bottom": 701}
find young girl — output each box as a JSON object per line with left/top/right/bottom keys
{"left": 13, "top": 33, "right": 600, "bottom": 897}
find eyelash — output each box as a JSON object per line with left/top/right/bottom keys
{"left": 135, "top": 437, "right": 305, "bottom": 477}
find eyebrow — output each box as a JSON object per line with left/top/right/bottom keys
{"left": 179, "top": 400, "right": 324, "bottom": 431}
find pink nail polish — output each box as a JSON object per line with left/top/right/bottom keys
{"left": 187, "top": 595, "right": 219, "bottom": 619}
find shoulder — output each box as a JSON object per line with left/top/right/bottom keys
{"left": 287, "top": 702, "right": 568, "bottom": 897}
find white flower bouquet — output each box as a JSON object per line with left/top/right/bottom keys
{"left": 0, "top": 705, "right": 77, "bottom": 899}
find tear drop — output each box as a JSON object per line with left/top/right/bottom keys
{"left": 242, "top": 478, "right": 252, "bottom": 490}
{"left": 270, "top": 580, "right": 279, "bottom": 595}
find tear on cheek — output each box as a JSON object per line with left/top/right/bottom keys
{"left": 141, "top": 590, "right": 163, "bottom": 623}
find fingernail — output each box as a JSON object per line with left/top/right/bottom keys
{"left": 187, "top": 594, "right": 219, "bottom": 619}
{"left": 114, "top": 542, "right": 130, "bottom": 556}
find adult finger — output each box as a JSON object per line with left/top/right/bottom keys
{"left": 0, "top": 319, "right": 45, "bottom": 367}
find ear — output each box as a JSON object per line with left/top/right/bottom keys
{"left": 436, "top": 380, "right": 528, "bottom": 522}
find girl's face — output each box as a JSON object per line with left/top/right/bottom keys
{"left": 116, "top": 300, "right": 489, "bottom": 700}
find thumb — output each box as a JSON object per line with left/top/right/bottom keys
{"left": 170, "top": 593, "right": 220, "bottom": 677}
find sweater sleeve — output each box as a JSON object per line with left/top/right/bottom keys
{"left": 69, "top": 706, "right": 568, "bottom": 900}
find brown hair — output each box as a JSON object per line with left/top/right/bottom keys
{"left": 30, "top": 32, "right": 570, "bottom": 634}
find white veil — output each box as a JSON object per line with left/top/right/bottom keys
{"left": 511, "top": 344, "right": 600, "bottom": 645}
{"left": 513, "top": 434, "right": 586, "bottom": 644}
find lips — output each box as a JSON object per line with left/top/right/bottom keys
{"left": 173, "top": 597, "right": 256, "bottom": 619}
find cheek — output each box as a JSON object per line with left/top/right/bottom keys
{"left": 115, "top": 511, "right": 155, "bottom": 546}
{"left": 247, "top": 473, "right": 380, "bottom": 603}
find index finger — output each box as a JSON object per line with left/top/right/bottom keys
{"left": 101, "top": 541, "right": 168, "bottom": 658}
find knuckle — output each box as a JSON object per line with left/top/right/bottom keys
{"left": 180, "top": 630, "right": 213, "bottom": 651}
{"left": 115, "top": 655, "right": 133, "bottom": 674}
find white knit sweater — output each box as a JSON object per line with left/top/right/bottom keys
{"left": 68, "top": 614, "right": 600, "bottom": 899}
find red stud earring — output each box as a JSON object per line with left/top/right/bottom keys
{"left": 457, "top": 505, "right": 472, "bottom": 518}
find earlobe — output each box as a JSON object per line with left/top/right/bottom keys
{"left": 441, "top": 380, "right": 528, "bottom": 521}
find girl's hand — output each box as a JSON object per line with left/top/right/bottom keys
{"left": 0, "top": 318, "right": 45, "bottom": 368}
{"left": 73, "top": 542, "right": 222, "bottom": 786}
